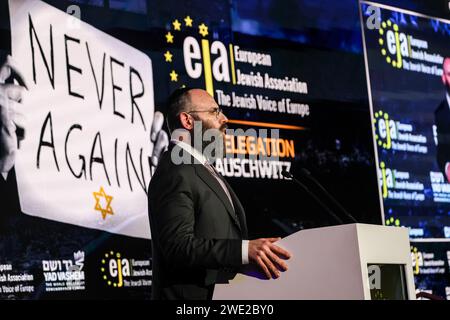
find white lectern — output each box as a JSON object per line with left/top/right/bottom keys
{"left": 213, "top": 223, "right": 415, "bottom": 300}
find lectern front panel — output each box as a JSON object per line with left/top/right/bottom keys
{"left": 367, "top": 263, "right": 408, "bottom": 300}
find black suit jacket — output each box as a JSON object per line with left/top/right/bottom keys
{"left": 435, "top": 100, "right": 450, "bottom": 175}
{"left": 147, "top": 144, "right": 248, "bottom": 300}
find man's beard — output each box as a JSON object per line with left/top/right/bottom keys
{"left": 201, "top": 123, "right": 227, "bottom": 160}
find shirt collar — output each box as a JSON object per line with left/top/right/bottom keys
{"left": 446, "top": 93, "right": 450, "bottom": 110}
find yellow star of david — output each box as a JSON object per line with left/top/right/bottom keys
{"left": 93, "top": 187, "right": 114, "bottom": 220}
{"left": 198, "top": 23, "right": 208, "bottom": 37}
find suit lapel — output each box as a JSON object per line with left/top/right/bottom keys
{"left": 220, "top": 177, "right": 248, "bottom": 238}
{"left": 194, "top": 165, "right": 242, "bottom": 232}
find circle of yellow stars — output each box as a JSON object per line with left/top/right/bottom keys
{"left": 385, "top": 216, "right": 400, "bottom": 227}
{"left": 378, "top": 20, "right": 400, "bottom": 68}
{"left": 101, "top": 251, "right": 122, "bottom": 287}
{"left": 164, "top": 15, "right": 209, "bottom": 83}
{"left": 373, "top": 110, "right": 390, "bottom": 148}
{"left": 410, "top": 246, "right": 420, "bottom": 274}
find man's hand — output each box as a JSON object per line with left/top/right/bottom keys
{"left": 0, "top": 55, "right": 28, "bottom": 174}
{"left": 150, "top": 111, "right": 169, "bottom": 167}
{"left": 445, "top": 162, "right": 450, "bottom": 183}
{"left": 248, "top": 237, "right": 291, "bottom": 279}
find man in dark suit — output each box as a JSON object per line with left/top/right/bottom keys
{"left": 148, "top": 88, "right": 291, "bottom": 300}
{"left": 435, "top": 57, "right": 450, "bottom": 183}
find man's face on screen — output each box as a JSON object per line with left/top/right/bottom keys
{"left": 442, "top": 58, "right": 450, "bottom": 95}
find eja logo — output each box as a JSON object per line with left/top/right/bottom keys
{"left": 378, "top": 19, "right": 408, "bottom": 69}
{"left": 100, "top": 251, "right": 130, "bottom": 288}
{"left": 163, "top": 15, "right": 239, "bottom": 96}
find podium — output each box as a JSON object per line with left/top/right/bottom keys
{"left": 213, "top": 223, "right": 416, "bottom": 300}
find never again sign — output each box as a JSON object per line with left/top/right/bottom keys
{"left": 9, "top": 0, "right": 154, "bottom": 239}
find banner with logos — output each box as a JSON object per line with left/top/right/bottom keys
{"left": 361, "top": 1, "right": 450, "bottom": 298}
{"left": 361, "top": 1, "right": 450, "bottom": 239}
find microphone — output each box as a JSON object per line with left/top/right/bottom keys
{"left": 281, "top": 170, "right": 344, "bottom": 225}
{"left": 298, "top": 168, "right": 358, "bottom": 223}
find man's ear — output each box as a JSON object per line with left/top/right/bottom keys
{"left": 442, "top": 73, "right": 446, "bottom": 85}
{"left": 179, "top": 112, "right": 194, "bottom": 130}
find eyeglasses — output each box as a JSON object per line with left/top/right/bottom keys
{"left": 186, "top": 107, "right": 223, "bottom": 119}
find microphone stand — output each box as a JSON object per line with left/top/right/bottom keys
{"left": 299, "top": 168, "right": 358, "bottom": 223}
{"left": 281, "top": 170, "right": 344, "bottom": 225}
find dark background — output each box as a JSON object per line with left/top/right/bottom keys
{"left": 0, "top": 0, "right": 449, "bottom": 299}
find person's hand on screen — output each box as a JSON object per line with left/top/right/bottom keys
{"left": 248, "top": 237, "right": 291, "bottom": 279}
{"left": 150, "top": 111, "right": 169, "bottom": 168}
{"left": 0, "top": 55, "right": 28, "bottom": 174}
{"left": 445, "top": 162, "right": 450, "bottom": 183}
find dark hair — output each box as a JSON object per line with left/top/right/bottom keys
{"left": 165, "top": 87, "right": 193, "bottom": 133}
